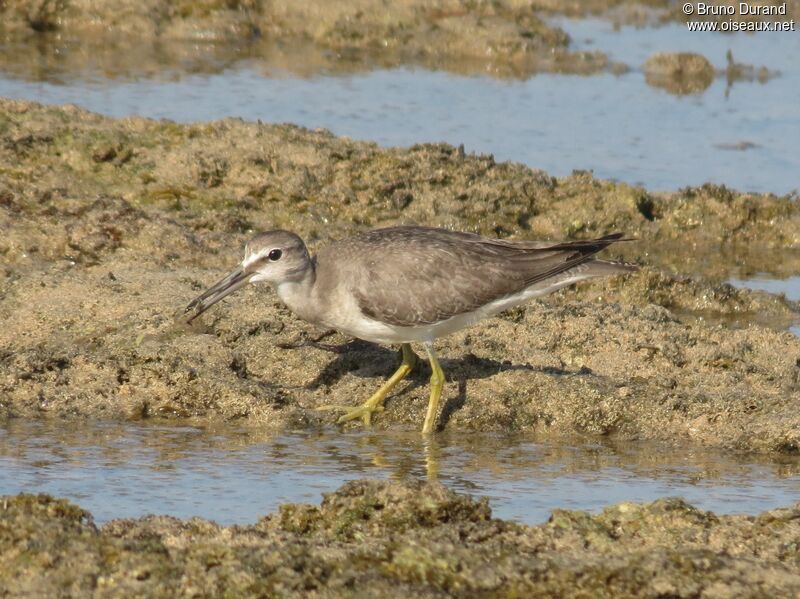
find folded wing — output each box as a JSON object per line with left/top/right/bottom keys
{"left": 346, "top": 227, "right": 633, "bottom": 327}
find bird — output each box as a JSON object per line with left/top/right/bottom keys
{"left": 185, "top": 226, "right": 637, "bottom": 434}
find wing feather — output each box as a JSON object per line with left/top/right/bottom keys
{"left": 334, "top": 227, "right": 628, "bottom": 327}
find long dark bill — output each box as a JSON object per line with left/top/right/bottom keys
{"left": 184, "top": 265, "right": 252, "bottom": 323}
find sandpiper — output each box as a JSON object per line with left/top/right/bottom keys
{"left": 185, "top": 226, "right": 636, "bottom": 433}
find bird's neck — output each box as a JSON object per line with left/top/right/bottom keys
{"left": 274, "top": 261, "right": 319, "bottom": 324}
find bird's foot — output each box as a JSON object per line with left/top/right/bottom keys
{"left": 316, "top": 400, "right": 385, "bottom": 427}
{"left": 316, "top": 345, "right": 416, "bottom": 428}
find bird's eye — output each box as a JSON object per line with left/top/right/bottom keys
{"left": 268, "top": 249, "right": 282, "bottom": 261}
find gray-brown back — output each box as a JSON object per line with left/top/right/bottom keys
{"left": 313, "top": 226, "right": 630, "bottom": 327}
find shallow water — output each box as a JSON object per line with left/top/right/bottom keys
{"left": 729, "top": 275, "right": 800, "bottom": 337}
{"left": 729, "top": 275, "right": 800, "bottom": 302}
{"left": 0, "top": 21, "right": 797, "bottom": 193}
{"left": 0, "top": 420, "right": 797, "bottom": 525}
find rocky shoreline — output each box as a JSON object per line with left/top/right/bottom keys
{"left": 1, "top": 99, "right": 798, "bottom": 454}
{"left": 1, "top": 0, "right": 792, "bottom": 84}
{"left": 2, "top": 480, "right": 799, "bottom": 597}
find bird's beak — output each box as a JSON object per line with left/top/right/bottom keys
{"left": 184, "top": 265, "right": 253, "bottom": 323}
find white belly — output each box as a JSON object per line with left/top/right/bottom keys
{"left": 329, "top": 273, "right": 590, "bottom": 345}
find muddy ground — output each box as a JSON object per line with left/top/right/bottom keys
{"left": 1, "top": 479, "right": 799, "bottom": 597}
{"left": 0, "top": 98, "right": 798, "bottom": 455}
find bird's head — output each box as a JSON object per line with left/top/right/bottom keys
{"left": 184, "top": 230, "right": 311, "bottom": 322}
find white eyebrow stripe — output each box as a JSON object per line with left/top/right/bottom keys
{"left": 243, "top": 250, "right": 268, "bottom": 269}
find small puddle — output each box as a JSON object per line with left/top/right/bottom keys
{"left": 729, "top": 275, "right": 800, "bottom": 302}
{"left": 729, "top": 275, "right": 800, "bottom": 336}
{"left": 1, "top": 420, "right": 797, "bottom": 525}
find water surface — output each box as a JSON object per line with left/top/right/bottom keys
{"left": 1, "top": 421, "right": 796, "bottom": 525}
{"left": 729, "top": 275, "right": 800, "bottom": 302}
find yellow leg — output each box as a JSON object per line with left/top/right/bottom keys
{"left": 317, "top": 344, "right": 417, "bottom": 426}
{"left": 422, "top": 343, "right": 444, "bottom": 434}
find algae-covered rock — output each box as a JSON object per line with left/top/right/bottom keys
{"left": 0, "top": 99, "right": 799, "bottom": 453}
{"left": 0, "top": 0, "right": 619, "bottom": 79}
{"left": 1, "top": 0, "right": 795, "bottom": 77}
{"left": 644, "top": 52, "right": 715, "bottom": 94}
{"left": 1, "top": 481, "right": 799, "bottom": 597}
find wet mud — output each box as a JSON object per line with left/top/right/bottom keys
{"left": 1, "top": 480, "right": 799, "bottom": 597}
{"left": 0, "top": 99, "right": 798, "bottom": 455}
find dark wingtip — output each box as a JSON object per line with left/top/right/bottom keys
{"left": 599, "top": 232, "right": 637, "bottom": 242}
{"left": 547, "top": 232, "right": 636, "bottom": 252}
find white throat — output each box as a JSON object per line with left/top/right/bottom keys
{"left": 273, "top": 270, "right": 318, "bottom": 324}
